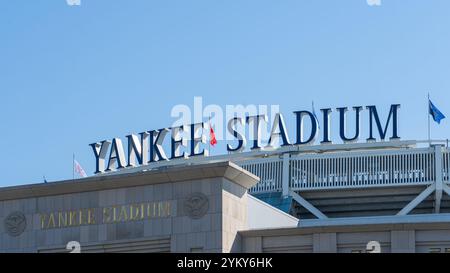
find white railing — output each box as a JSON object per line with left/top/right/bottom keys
{"left": 443, "top": 148, "right": 450, "bottom": 183}
{"left": 290, "top": 148, "right": 435, "bottom": 191}
{"left": 239, "top": 158, "right": 283, "bottom": 193}
{"left": 238, "top": 147, "right": 443, "bottom": 194}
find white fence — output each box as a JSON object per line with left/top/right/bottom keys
{"left": 239, "top": 158, "right": 283, "bottom": 193}
{"left": 290, "top": 148, "right": 434, "bottom": 190}
{"left": 443, "top": 149, "right": 450, "bottom": 182}
{"left": 238, "top": 147, "right": 450, "bottom": 194}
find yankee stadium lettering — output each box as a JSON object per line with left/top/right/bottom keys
{"left": 90, "top": 104, "right": 400, "bottom": 174}
{"left": 39, "top": 201, "right": 172, "bottom": 230}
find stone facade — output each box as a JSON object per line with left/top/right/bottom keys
{"left": 0, "top": 161, "right": 258, "bottom": 253}
{"left": 240, "top": 222, "right": 450, "bottom": 253}
{"left": 3, "top": 160, "right": 450, "bottom": 253}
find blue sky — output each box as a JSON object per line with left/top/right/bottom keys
{"left": 1, "top": 0, "right": 450, "bottom": 186}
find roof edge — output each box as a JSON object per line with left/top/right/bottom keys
{"left": 0, "top": 161, "right": 259, "bottom": 201}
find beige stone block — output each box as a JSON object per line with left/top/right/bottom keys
{"left": 4, "top": 199, "right": 21, "bottom": 212}
{"left": 24, "top": 198, "right": 37, "bottom": 214}
{"left": 170, "top": 234, "right": 177, "bottom": 252}
{"left": 63, "top": 194, "right": 71, "bottom": 211}
{"left": 170, "top": 200, "right": 178, "bottom": 217}
{"left": 337, "top": 231, "right": 389, "bottom": 245}
{"left": 151, "top": 219, "right": 163, "bottom": 236}
{"left": 88, "top": 225, "right": 99, "bottom": 242}
{"left": 191, "top": 180, "right": 202, "bottom": 193}
{"left": 182, "top": 217, "right": 191, "bottom": 233}
{"left": 18, "top": 231, "right": 28, "bottom": 249}
{"left": 211, "top": 179, "right": 223, "bottom": 195}
{"left": 36, "top": 230, "right": 46, "bottom": 246}
{"left": 162, "top": 183, "right": 173, "bottom": 200}
{"left": 53, "top": 229, "right": 62, "bottom": 246}
{"left": 208, "top": 194, "right": 220, "bottom": 213}
{"left": 222, "top": 197, "right": 229, "bottom": 215}
{"left": 125, "top": 187, "right": 138, "bottom": 204}
{"left": 27, "top": 230, "right": 36, "bottom": 249}
{"left": 175, "top": 234, "right": 187, "bottom": 252}
{"left": 231, "top": 201, "right": 238, "bottom": 219}
{"left": 186, "top": 232, "right": 196, "bottom": 249}
{"left": 215, "top": 231, "right": 222, "bottom": 250}
{"left": 205, "top": 231, "right": 216, "bottom": 250}
{"left": 87, "top": 191, "right": 99, "bottom": 208}
{"left": 116, "top": 188, "right": 126, "bottom": 205}
{"left": 9, "top": 234, "right": 20, "bottom": 250}
{"left": 391, "top": 230, "right": 415, "bottom": 253}
{"left": 106, "top": 224, "right": 116, "bottom": 241}
{"left": 144, "top": 185, "right": 154, "bottom": 202}
{"left": 200, "top": 179, "right": 212, "bottom": 196}
{"left": 79, "top": 193, "right": 90, "bottom": 209}
{"left": 153, "top": 184, "right": 165, "bottom": 201}
{"left": 200, "top": 214, "right": 211, "bottom": 232}
{"left": 191, "top": 218, "right": 202, "bottom": 233}
{"left": 416, "top": 229, "right": 450, "bottom": 242}
{"left": 80, "top": 226, "right": 89, "bottom": 243}
{"left": 44, "top": 229, "right": 56, "bottom": 246}
{"left": 37, "top": 197, "right": 46, "bottom": 213}
{"left": 173, "top": 182, "right": 185, "bottom": 199}
{"left": 99, "top": 191, "right": 107, "bottom": 207}
{"left": 32, "top": 213, "right": 42, "bottom": 230}
{"left": 211, "top": 213, "right": 221, "bottom": 231}
{"left": 162, "top": 217, "right": 172, "bottom": 236}
{"left": 135, "top": 186, "right": 145, "bottom": 202}
{"left": 143, "top": 220, "right": 152, "bottom": 237}
{"left": 176, "top": 198, "right": 186, "bottom": 217}
{"left": 195, "top": 232, "right": 207, "bottom": 249}
{"left": 171, "top": 217, "right": 182, "bottom": 234}
{"left": 70, "top": 194, "right": 81, "bottom": 210}
{"left": 313, "top": 233, "right": 337, "bottom": 253}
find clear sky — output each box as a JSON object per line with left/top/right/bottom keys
{"left": 1, "top": 0, "right": 450, "bottom": 187}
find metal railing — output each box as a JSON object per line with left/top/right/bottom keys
{"left": 290, "top": 148, "right": 434, "bottom": 191}
{"left": 239, "top": 158, "right": 283, "bottom": 194}
{"left": 443, "top": 149, "right": 450, "bottom": 182}
{"left": 238, "top": 146, "right": 450, "bottom": 194}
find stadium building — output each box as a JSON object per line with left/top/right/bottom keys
{"left": 1, "top": 139, "right": 450, "bottom": 253}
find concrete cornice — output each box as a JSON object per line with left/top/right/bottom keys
{"left": 0, "top": 161, "right": 259, "bottom": 201}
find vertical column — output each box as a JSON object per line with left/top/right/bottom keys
{"left": 391, "top": 230, "right": 415, "bottom": 253}
{"left": 282, "top": 153, "right": 290, "bottom": 197}
{"left": 313, "top": 233, "right": 337, "bottom": 253}
{"left": 435, "top": 145, "right": 443, "bottom": 213}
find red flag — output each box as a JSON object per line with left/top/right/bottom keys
{"left": 209, "top": 126, "right": 217, "bottom": 146}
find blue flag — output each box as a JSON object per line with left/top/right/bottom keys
{"left": 429, "top": 100, "right": 446, "bottom": 124}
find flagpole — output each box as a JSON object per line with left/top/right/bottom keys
{"left": 209, "top": 115, "right": 211, "bottom": 156}
{"left": 73, "top": 153, "right": 75, "bottom": 180}
{"left": 428, "top": 93, "right": 431, "bottom": 147}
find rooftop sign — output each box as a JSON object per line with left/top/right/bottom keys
{"left": 90, "top": 104, "right": 400, "bottom": 174}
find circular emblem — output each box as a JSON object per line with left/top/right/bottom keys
{"left": 184, "top": 193, "right": 209, "bottom": 219}
{"left": 4, "top": 211, "right": 27, "bottom": 237}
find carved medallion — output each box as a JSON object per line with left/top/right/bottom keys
{"left": 184, "top": 193, "right": 209, "bottom": 219}
{"left": 4, "top": 211, "right": 27, "bottom": 237}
